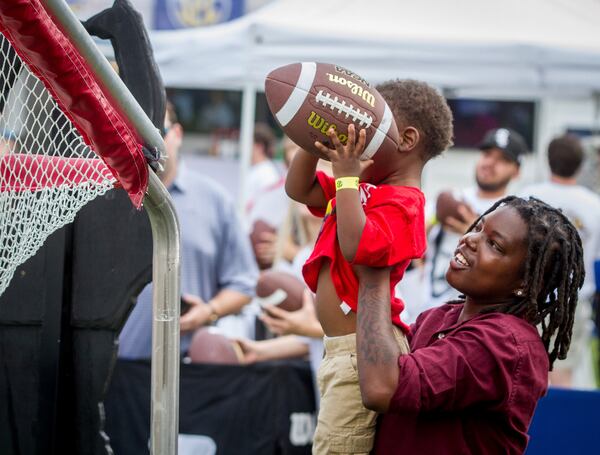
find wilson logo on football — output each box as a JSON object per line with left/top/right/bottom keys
{"left": 306, "top": 111, "right": 349, "bottom": 144}
{"left": 325, "top": 73, "right": 375, "bottom": 107}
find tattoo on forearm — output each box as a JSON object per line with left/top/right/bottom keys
{"left": 358, "top": 282, "right": 399, "bottom": 365}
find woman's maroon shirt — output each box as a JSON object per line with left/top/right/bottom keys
{"left": 375, "top": 303, "right": 549, "bottom": 455}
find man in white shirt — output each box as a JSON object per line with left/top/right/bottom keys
{"left": 399, "top": 128, "right": 527, "bottom": 321}
{"left": 521, "top": 134, "right": 600, "bottom": 388}
{"left": 119, "top": 102, "right": 259, "bottom": 358}
{"left": 245, "top": 123, "right": 284, "bottom": 221}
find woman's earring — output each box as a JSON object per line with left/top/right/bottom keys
{"left": 515, "top": 289, "right": 524, "bottom": 297}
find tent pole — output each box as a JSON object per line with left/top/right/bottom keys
{"left": 238, "top": 83, "right": 257, "bottom": 218}
{"left": 534, "top": 97, "right": 551, "bottom": 182}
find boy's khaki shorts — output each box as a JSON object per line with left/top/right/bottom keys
{"left": 312, "top": 327, "right": 409, "bottom": 455}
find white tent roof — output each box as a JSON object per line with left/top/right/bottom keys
{"left": 151, "top": 0, "right": 600, "bottom": 93}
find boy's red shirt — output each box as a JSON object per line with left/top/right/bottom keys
{"left": 302, "top": 171, "right": 426, "bottom": 332}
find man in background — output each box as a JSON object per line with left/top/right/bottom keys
{"left": 118, "top": 102, "right": 258, "bottom": 358}
{"left": 521, "top": 134, "right": 600, "bottom": 388}
{"left": 244, "top": 123, "right": 284, "bottom": 218}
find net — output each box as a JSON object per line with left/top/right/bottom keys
{"left": 0, "top": 32, "right": 116, "bottom": 297}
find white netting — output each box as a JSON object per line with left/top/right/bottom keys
{"left": 0, "top": 32, "right": 116, "bottom": 297}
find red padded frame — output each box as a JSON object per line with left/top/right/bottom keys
{"left": 0, "top": 154, "right": 115, "bottom": 192}
{"left": 0, "top": 0, "right": 148, "bottom": 207}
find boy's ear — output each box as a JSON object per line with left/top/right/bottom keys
{"left": 398, "top": 126, "right": 420, "bottom": 152}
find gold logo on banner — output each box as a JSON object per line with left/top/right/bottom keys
{"left": 325, "top": 73, "right": 375, "bottom": 107}
{"left": 307, "top": 112, "right": 348, "bottom": 144}
{"left": 175, "top": 0, "right": 232, "bottom": 27}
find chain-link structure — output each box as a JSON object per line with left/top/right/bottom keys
{"left": 0, "top": 32, "right": 116, "bottom": 297}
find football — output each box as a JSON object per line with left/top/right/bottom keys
{"left": 436, "top": 190, "right": 466, "bottom": 225}
{"left": 265, "top": 62, "right": 399, "bottom": 160}
{"left": 249, "top": 219, "right": 277, "bottom": 270}
{"left": 256, "top": 270, "right": 305, "bottom": 312}
{"left": 188, "top": 327, "right": 244, "bottom": 365}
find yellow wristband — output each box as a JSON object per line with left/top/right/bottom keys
{"left": 335, "top": 177, "right": 359, "bottom": 191}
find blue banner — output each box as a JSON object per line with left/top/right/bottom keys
{"left": 154, "top": 0, "right": 245, "bottom": 29}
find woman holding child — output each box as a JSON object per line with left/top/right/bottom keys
{"left": 356, "top": 196, "right": 584, "bottom": 454}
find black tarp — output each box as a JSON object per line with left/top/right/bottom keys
{"left": 104, "top": 359, "right": 317, "bottom": 455}
{"left": 0, "top": 189, "right": 153, "bottom": 455}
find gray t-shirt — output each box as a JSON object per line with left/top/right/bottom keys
{"left": 118, "top": 164, "right": 258, "bottom": 359}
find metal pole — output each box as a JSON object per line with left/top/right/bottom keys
{"left": 41, "top": 2, "right": 181, "bottom": 454}
{"left": 534, "top": 97, "right": 550, "bottom": 183}
{"left": 144, "top": 168, "right": 181, "bottom": 455}
{"left": 237, "top": 83, "right": 257, "bottom": 217}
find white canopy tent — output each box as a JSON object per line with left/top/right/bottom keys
{"left": 149, "top": 0, "right": 600, "bottom": 208}
{"left": 152, "top": 0, "right": 600, "bottom": 92}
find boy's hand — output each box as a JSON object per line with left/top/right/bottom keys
{"left": 315, "top": 124, "right": 373, "bottom": 178}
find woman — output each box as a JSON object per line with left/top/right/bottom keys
{"left": 355, "top": 196, "right": 584, "bottom": 454}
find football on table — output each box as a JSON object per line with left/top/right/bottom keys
{"left": 249, "top": 219, "right": 277, "bottom": 270}
{"left": 188, "top": 327, "right": 244, "bottom": 365}
{"left": 265, "top": 62, "right": 399, "bottom": 160}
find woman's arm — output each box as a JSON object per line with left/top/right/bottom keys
{"left": 355, "top": 266, "right": 400, "bottom": 413}
{"left": 356, "top": 267, "right": 522, "bottom": 415}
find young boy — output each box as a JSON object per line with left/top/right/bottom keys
{"left": 285, "top": 79, "right": 454, "bottom": 454}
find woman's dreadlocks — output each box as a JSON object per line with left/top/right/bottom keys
{"left": 466, "top": 196, "right": 585, "bottom": 370}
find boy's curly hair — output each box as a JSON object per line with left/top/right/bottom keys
{"left": 377, "top": 79, "right": 453, "bottom": 161}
